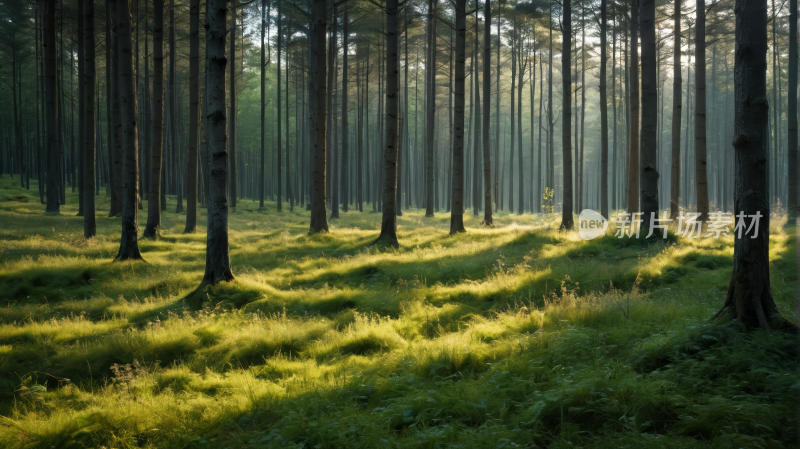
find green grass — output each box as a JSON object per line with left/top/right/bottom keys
{"left": 0, "top": 177, "right": 797, "bottom": 449}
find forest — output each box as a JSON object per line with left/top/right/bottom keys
{"left": 0, "top": 0, "right": 798, "bottom": 447}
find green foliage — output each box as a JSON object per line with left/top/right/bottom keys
{"left": 0, "top": 179, "right": 796, "bottom": 448}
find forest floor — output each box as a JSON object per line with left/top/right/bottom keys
{"left": 0, "top": 177, "right": 798, "bottom": 449}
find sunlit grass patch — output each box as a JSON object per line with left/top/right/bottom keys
{"left": 0, "top": 178, "right": 796, "bottom": 448}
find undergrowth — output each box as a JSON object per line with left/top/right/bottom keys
{"left": 0, "top": 178, "right": 797, "bottom": 449}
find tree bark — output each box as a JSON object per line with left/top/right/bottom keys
{"left": 694, "top": 0, "right": 709, "bottom": 221}
{"left": 425, "top": 0, "right": 436, "bottom": 217}
{"left": 481, "top": 0, "right": 493, "bottom": 224}
{"left": 114, "top": 0, "right": 144, "bottom": 261}
{"left": 376, "top": 0, "right": 400, "bottom": 246}
{"left": 626, "top": 0, "right": 639, "bottom": 215}
{"left": 788, "top": 0, "right": 797, "bottom": 217}
{"left": 600, "top": 0, "right": 609, "bottom": 218}
{"left": 204, "top": 0, "right": 234, "bottom": 284}
{"left": 670, "top": 0, "right": 682, "bottom": 219}
{"left": 640, "top": 0, "right": 658, "bottom": 230}
{"left": 715, "top": 0, "right": 780, "bottom": 330}
{"left": 560, "top": 0, "right": 573, "bottom": 229}
{"left": 144, "top": 0, "right": 164, "bottom": 238}
{"left": 450, "top": 0, "right": 467, "bottom": 235}
{"left": 84, "top": 0, "right": 96, "bottom": 237}
{"left": 228, "top": 0, "right": 237, "bottom": 210}
{"left": 185, "top": 0, "right": 200, "bottom": 232}
{"left": 44, "top": 0, "right": 60, "bottom": 214}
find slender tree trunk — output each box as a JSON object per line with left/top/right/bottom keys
{"left": 694, "top": 0, "right": 709, "bottom": 221}
{"left": 114, "top": 0, "right": 143, "bottom": 261}
{"left": 600, "top": 0, "right": 609, "bottom": 218}
{"left": 509, "top": 28, "right": 515, "bottom": 214}
{"left": 627, "top": 0, "right": 639, "bottom": 214}
{"left": 376, "top": 0, "right": 400, "bottom": 246}
{"left": 228, "top": 0, "right": 237, "bottom": 210}
{"left": 84, "top": 0, "right": 96, "bottom": 237}
{"left": 450, "top": 0, "right": 467, "bottom": 234}
{"left": 787, "top": 0, "right": 797, "bottom": 216}
{"left": 341, "top": 6, "right": 349, "bottom": 213}
{"left": 715, "top": 0, "right": 781, "bottom": 329}
{"left": 670, "top": 0, "right": 682, "bottom": 218}
{"left": 45, "top": 0, "right": 60, "bottom": 214}
{"left": 517, "top": 36, "right": 524, "bottom": 215}
{"left": 204, "top": 0, "right": 234, "bottom": 283}
{"left": 260, "top": 0, "right": 267, "bottom": 208}
{"left": 560, "top": 0, "right": 573, "bottom": 229}
{"left": 424, "top": 0, "right": 437, "bottom": 218}
{"left": 77, "top": 0, "right": 85, "bottom": 216}
{"left": 144, "top": 0, "right": 164, "bottom": 238}
{"left": 640, "top": 0, "right": 658, "bottom": 230}
{"left": 185, "top": 0, "right": 200, "bottom": 232}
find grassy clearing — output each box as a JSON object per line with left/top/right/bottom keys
{"left": 0, "top": 178, "right": 797, "bottom": 449}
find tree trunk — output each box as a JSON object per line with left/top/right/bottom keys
{"left": 481, "top": 0, "right": 492, "bottom": 224}
{"left": 260, "top": 0, "right": 267, "bottom": 208}
{"left": 670, "top": 0, "right": 682, "bottom": 218}
{"left": 509, "top": 28, "right": 516, "bottom": 214}
{"left": 787, "top": 0, "right": 797, "bottom": 217}
{"left": 694, "top": 0, "right": 709, "bottom": 221}
{"left": 715, "top": 0, "right": 781, "bottom": 330}
{"left": 77, "top": 0, "right": 85, "bottom": 216}
{"left": 375, "top": 0, "right": 400, "bottom": 246}
{"left": 204, "top": 0, "right": 234, "bottom": 284}
{"left": 185, "top": 0, "right": 200, "bottom": 232}
{"left": 84, "top": 0, "right": 97, "bottom": 237}
{"left": 342, "top": 6, "right": 349, "bottom": 213}
{"left": 560, "top": 0, "right": 573, "bottom": 229}
{"left": 640, "top": 0, "right": 658, "bottom": 230}
{"left": 144, "top": 0, "right": 164, "bottom": 238}
{"left": 425, "top": 0, "right": 436, "bottom": 217}
{"left": 228, "top": 0, "right": 237, "bottom": 210}
{"left": 44, "top": 0, "right": 60, "bottom": 214}
{"left": 450, "top": 0, "right": 467, "bottom": 235}
{"left": 626, "top": 0, "right": 639, "bottom": 215}
{"left": 114, "top": 0, "right": 143, "bottom": 261}
{"left": 600, "top": 0, "right": 608, "bottom": 218}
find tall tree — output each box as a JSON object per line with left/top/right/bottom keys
{"left": 714, "top": 0, "right": 780, "bottom": 329}
{"left": 450, "top": 0, "right": 467, "bottom": 234}
{"left": 626, "top": 0, "right": 639, "bottom": 214}
{"left": 114, "top": 0, "right": 144, "bottom": 261}
{"left": 670, "top": 0, "right": 681, "bottom": 218}
{"left": 144, "top": 0, "right": 165, "bottom": 238}
{"left": 788, "top": 0, "right": 797, "bottom": 217}
{"left": 694, "top": 0, "right": 709, "bottom": 221}
{"left": 424, "top": 0, "right": 436, "bottom": 217}
{"left": 560, "top": 0, "right": 573, "bottom": 230}
{"left": 599, "top": 0, "right": 609, "bottom": 218}
{"left": 185, "top": 0, "right": 200, "bottom": 232}
{"left": 309, "top": 0, "right": 328, "bottom": 233}
{"left": 44, "top": 0, "right": 60, "bottom": 215}
{"left": 229, "top": 0, "right": 238, "bottom": 210}
{"left": 204, "top": 0, "right": 234, "bottom": 283}
{"left": 376, "top": 0, "right": 401, "bottom": 246}
{"left": 84, "top": 0, "right": 96, "bottom": 237}
{"left": 260, "top": 0, "right": 268, "bottom": 209}
{"left": 481, "top": 0, "right": 493, "bottom": 225}
{"left": 639, "top": 0, "right": 658, "bottom": 229}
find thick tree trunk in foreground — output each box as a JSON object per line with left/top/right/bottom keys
{"left": 309, "top": 0, "right": 328, "bottom": 233}
{"left": 560, "top": 0, "right": 573, "bottom": 230}
{"left": 670, "top": 0, "right": 682, "bottom": 219}
{"left": 204, "top": 0, "right": 234, "bottom": 284}
{"left": 715, "top": 0, "right": 780, "bottom": 330}
{"left": 45, "top": 0, "right": 60, "bottom": 215}
{"left": 640, "top": 0, "right": 658, "bottom": 230}
{"left": 481, "top": 0, "right": 493, "bottom": 225}
{"left": 144, "top": 0, "right": 164, "bottom": 238}
{"left": 84, "top": 0, "right": 96, "bottom": 237}
{"left": 114, "top": 0, "right": 143, "bottom": 261}
{"left": 450, "top": 0, "right": 467, "bottom": 235}
{"left": 694, "top": 0, "right": 709, "bottom": 222}
{"left": 375, "top": 0, "right": 400, "bottom": 246}
{"left": 185, "top": 0, "right": 200, "bottom": 232}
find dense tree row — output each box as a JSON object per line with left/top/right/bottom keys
{"left": 0, "top": 0, "right": 795, "bottom": 328}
